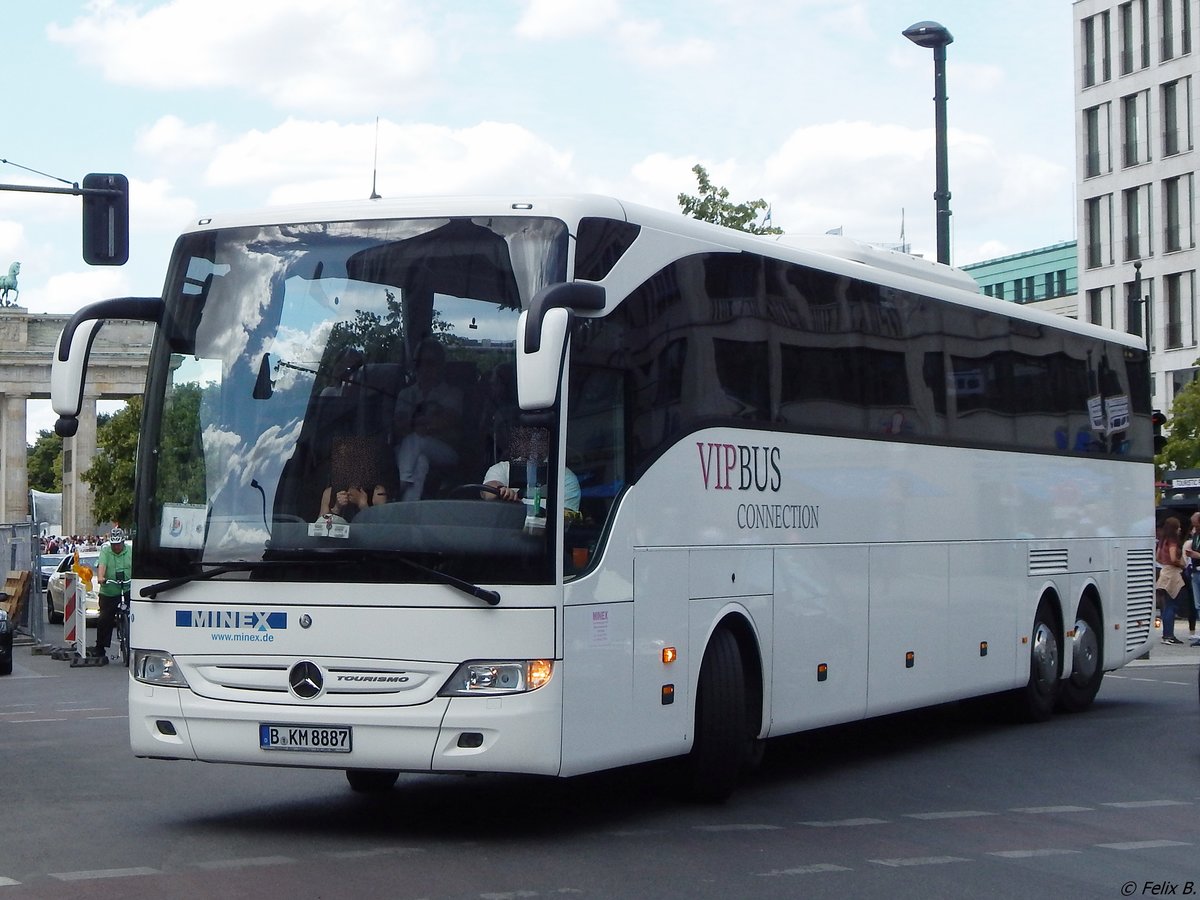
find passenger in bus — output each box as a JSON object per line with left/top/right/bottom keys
{"left": 392, "top": 339, "right": 463, "bottom": 500}
{"left": 319, "top": 436, "right": 395, "bottom": 522}
{"left": 320, "top": 347, "right": 365, "bottom": 397}
{"left": 1155, "top": 516, "right": 1186, "bottom": 645}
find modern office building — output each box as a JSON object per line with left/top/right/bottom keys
{"left": 961, "top": 241, "right": 1078, "bottom": 318}
{"left": 1074, "top": 0, "right": 1198, "bottom": 410}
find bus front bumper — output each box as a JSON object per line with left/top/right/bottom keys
{"left": 129, "top": 678, "right": 563, "bottom": 776}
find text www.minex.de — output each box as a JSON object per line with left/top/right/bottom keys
{"left": 209, "top": 632, "right": 276, "bottom": 642}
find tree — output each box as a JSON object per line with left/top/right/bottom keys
{"left": 1159, "top": 377, "right": 1200, "bottom": 472}
{"left": 27, "top": 429, "right": 63, "bottom": 493}
{"left": 82, "top": 397, "right": 141, "bottom": 528}
{"left": 678, "top": 164, "right": 783, "bottom": 235}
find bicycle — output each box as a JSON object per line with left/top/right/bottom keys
{"left": 104, "top": 575, "right": 131, "bottom": 667}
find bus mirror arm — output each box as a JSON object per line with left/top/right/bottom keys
{"left": 522, "top": 282, "right": 604, "bottom": 353}
{"left": 51, "top": 296, "right": 162, "bottom": 437}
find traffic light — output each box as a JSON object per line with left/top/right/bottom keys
{"left": 81, "top": 173, "right": 129, "bottom": 266}
{"left": 1152, "top": 410, "right": 1168, "bottom": 454}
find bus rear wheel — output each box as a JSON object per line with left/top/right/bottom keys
{"left": 1058, "top": 599, "right": 1103, "bottom": 713}
{"left": 345, "top": 769, "right": 399, "bottom": 792}
{"left": 683, "top": 628, "right": 747, "bottom": 803}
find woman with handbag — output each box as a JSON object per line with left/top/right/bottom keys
{"left": 1155, "top": 516, "right": 1186, "bottom": 645}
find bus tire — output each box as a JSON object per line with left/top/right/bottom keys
{"left": 1016, "top": 599, "right": 1061, "bottom": 722}
{"left": 684, "top": 628, "right": 746, "bottom": 803}
{"left": 345, "top": 768, "right": 399, "bottom": 793}
{"left": 1058, "top": 598, "right": 1103, "bottom": 713}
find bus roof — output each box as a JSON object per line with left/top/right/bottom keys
{"left": 180, "top": 193, "right": 1142, "bottom": 354}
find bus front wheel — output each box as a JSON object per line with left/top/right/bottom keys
{"left": 1016, "top": 600, "right": 1062, "bottom": 722}
{"left": 683, "top": 628, "right": 747, "bottom": 803}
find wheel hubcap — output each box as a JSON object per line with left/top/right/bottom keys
{"left": 1032, "top": 622, "right": 1059, "bottom": 690}
{"left": 1071, "top": 618, "right": 1099, "bottom": 685}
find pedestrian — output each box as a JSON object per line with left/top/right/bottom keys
{"left": 1187, "top": 511, "right": 1200, "bottom": 646}
{"left": 1155, "top": 516, "right": 1186, "bottom": 645}
{"left": 93, "top": 527, "right": 132, "bottom": 664}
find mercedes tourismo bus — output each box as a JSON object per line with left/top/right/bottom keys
{"left": 51, "top": 195, "right": 1155, "bottom": 800}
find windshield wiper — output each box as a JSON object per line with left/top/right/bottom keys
{"left": 139, "top": 553, "right": 501, "bottom": 606}
{"left": 141, "top": 561, "right": 302, "bottom": 598}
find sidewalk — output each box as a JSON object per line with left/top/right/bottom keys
{"left": 1127, "top": 617, "right": 1200, "bottom": 667}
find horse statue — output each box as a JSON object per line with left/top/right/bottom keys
{"left": 0, "top": 262, "right": 19, "bottom": 306}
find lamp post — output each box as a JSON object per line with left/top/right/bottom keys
{"left": 1132, "top": 260, "right": 1151, "bottom": 349}
{"left": 903, "top": 20, "right": 954, "bottom": 266}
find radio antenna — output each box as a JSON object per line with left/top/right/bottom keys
{"left": 369, "top": 117, "right": 381, "bottom": 200}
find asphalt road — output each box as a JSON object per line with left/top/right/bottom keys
{"left": 1, "top": 635, "right": 1197, "bottom": 900}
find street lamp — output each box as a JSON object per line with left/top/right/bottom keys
{"left": 903, "top": 20, "right": 954, "bottom": 266}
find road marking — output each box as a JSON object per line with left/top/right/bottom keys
{"left": 1096, "top": 840, "right": 1191, "bottom": 850}
{"left": 192, "top": 856, "right": 295, "bottom": 869}
{"left": 799, "top": 818, "right": 888, "bottom": 827}
{"left": 0, "top": 876, "right": 20, "bottom": 886}
{"left": 988, "top": 848, "right": 1082, "bottom": 858}
{"left": 51, "top": 867, "right": 159, "bottom": 880}
{"left": 693, "top": 824, "right": 782, "bottom": 832}
{"left": 760, "top": 863, "right": 851, "bottom": 876}
{"left": 1102, "top": 800, "right": 1190, "bottom": 808}
{"left": 321, "top": 847, "right": 425, "bottom": 859}
{"left": 869, "top": 856, "right": 970, "bottom": 867}
{"left": 904, "top": 810, "right": 995, "bottom": 820}
{"left": 1011, "top": 805, "right": 1093, "bottom": 813}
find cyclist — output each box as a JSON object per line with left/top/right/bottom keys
{"left": 92, "top": 527, "right": 132, "bottom": 665}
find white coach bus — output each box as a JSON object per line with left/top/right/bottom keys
{"left": 51, "top": 195, "right": 1154, "bottom": 800}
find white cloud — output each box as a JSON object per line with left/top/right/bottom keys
{"left": 135, "top": 115, "right": 220, "bottom": 161}
{"left": 37, "top": 268, "right": 132, "bottom": 315}
{"left": 616, "top": 19, "right": 716, "bottom": 67}
{"left": 47, "top": 0, "right": 439, "bottom": 114}
{"left": 204, "top": 118, "right": 577, "bottom": 203}
{"left": 514, "top": 0, "right": 620, "bottom": 39}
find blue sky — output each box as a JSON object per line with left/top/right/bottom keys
{"left": 3, "top": 0, "right": 1077, "bottom": 438}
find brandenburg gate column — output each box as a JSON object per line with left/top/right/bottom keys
{"left": 62, "top": 395, "right": 98, "bottom": 535}
{"left": 1, "top": 392, "right": 29, "bottom": 524}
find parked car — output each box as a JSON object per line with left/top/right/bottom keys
{"left": 45, "top": 554, "right": 99, "bottom": 626}
{"left": 38, "top": 553, "right": 67, "bottom": 592}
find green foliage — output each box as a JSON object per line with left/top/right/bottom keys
{"left": 677, "top": 164, "right": 783, "bottom": 235}
{"left": 155, "top": 382, "right": 207, "bottom": 506}
{"left": 1159, "top": 379, "right": 1200, "bottom": 472}
{"left": 82, "top": 397, "right": 141, "bottom": 528}
{"left": 27, "top": 429, "right": 63, "bottom": 492}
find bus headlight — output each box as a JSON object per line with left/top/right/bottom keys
{"left": 132, "top": 650, "right": 189, "bottom": 687}
{"left": 438, "top": 659, "right": 553, "bottom": 696}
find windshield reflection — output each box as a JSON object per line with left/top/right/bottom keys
{"left": 138, "top": 215, "right": 569, "bottom": 586}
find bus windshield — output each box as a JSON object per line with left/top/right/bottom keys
{"left": 136, "top": 215, "right": 570, "bottom": 586}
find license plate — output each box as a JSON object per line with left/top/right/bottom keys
{"left": 260, "top": 723, "right": 352, "bottom": 753}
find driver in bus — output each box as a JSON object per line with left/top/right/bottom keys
{"left": 393, "top": 339, "right": 463, "bottom": 501}
{"left": 479, "top": 424, "right": 581, "bottom": 514}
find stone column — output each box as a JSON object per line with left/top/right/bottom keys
{"left": 1, "top": 392, "right": 28, "bottom": 524}
{"left": 62, "top": 395, "right": 98, "bottom": 535}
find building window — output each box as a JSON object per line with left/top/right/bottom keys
{"left": 1165, "top": 176, "right": 1182, "bottom": 251}
{"left": 1163, "top": 0, "right": 1175, "bottom": 59}
{"left": 1014, "top": 279, "right": 1024, "bottom": 302}
{"left": 1183, "top": 0, "right": 1192, "bottom": 54}
{"left": 1085, "top": 105, "right": 1103, "bottom": 176}
{"left": 994, "top": 282, "right": 1004, "bottom": 300}
{"left": 1165, "top": 272, "right": 1184, "bottom": 348}
{"left": 1083, "top": 16, "right": 1096, "bottom": 86}
{"left": 1088, "top": 287, "right": 1105, "bottom": 325}
{"left": 1120, "top": 2, "right": 1135, "bottom": 73}
{"left": 1163, "top": 81, "right": 1180, "bottom": 155}
{"left": 1141, "top": 0, "right": 1152, "bottom": 67}
{"left": 1057, "top": 269, "right": 1068, "bottom": 296}
{"left": 1118, "top": 184, "right": 1147, "bottom": 259}
{"left": 1086, "top": 196, "right": 1108, "bottom": 268}
{"left": 1122, "top": 92, "right": 1147, "bottom": 166}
